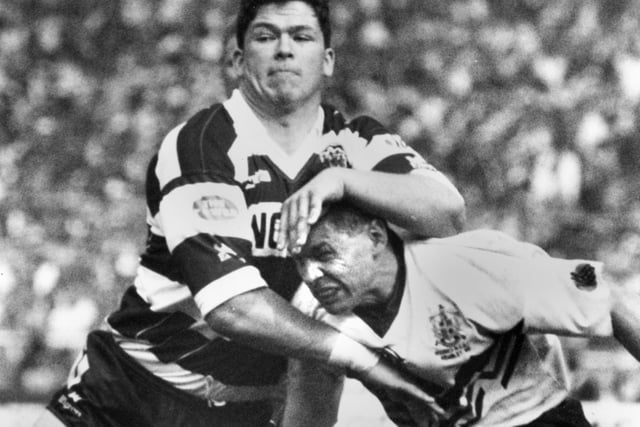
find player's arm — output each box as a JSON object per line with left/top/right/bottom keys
{"left": 279, "top": 167, "right": 464, "bottom": 252}
{"left": 341, "top": 169, "right": 464, "bottom": 238}
{"left": 278, "top": 121, "right": 464, "bottom": 252}
{"left": 205, "top": 287, "right": 374, "bottom": 365}
{"left": 611, "top": 285, "right": 640, "bottom": 361}
{"left": 206, "top": 287, "right": 442, "bottom": 407}
{"left": 281, "top": 359, "right": 344, "bottom": 427}
{"left": 279, "top": 347, "right": 445, "bottom": 427}
{"left": 471, "top": 242, "right": 640, "bottom": 364}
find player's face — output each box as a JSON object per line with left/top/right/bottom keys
{"left": 238, "top": 1, "right": 334, "bottom": 111}
{"left": 294, "top": 222, "right": 380, "bottom": 314}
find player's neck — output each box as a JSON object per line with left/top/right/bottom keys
{"left": 242, "top": 90, "right": 322, "bottom": 155}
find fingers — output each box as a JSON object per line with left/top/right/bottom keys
{"left": 277, "top": 193, "right": 309, "bottom": 254}
{"left": 306, "top": 192, "right": 323, "bottom": 225}
{"left": 277, "top": 191, "right": 323, "bottom": 254}
{"left": 277, "top": 169, "right": 343, "bottom": 253}
{"left": 291, "top": 193, "right": 310, "bottom": 253}
{"left": 359, "top": 360, "right": 445, "bottom": 419}
{"left": 277, "top": 195, "right": 299, "bottom": 253}
{"left": 276, "top": 201, "right": 290, "bottom": 252}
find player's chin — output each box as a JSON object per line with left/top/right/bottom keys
{"left": 268, "top": 85, "right": 305, "bottom": 104}
{"left": 324, "top": 304, "right": 349, "bottom": 315}
{"left": 321, "top": 297, "right": 352, "bottom": 315}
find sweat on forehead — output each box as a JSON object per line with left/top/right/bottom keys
{"left": 235, "top": 0, "right": 332, "bottom": 49}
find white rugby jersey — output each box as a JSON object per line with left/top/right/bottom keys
{"left": 293, "top": 229, "right": 613, "bottom": 426}
{"left": 105, "top": 89, "right": 446, "bottom": 402}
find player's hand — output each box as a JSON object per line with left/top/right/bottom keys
{"left": 354, "top": 358, "right": 446, "bottom": 422}
{"left": 277, "top": 168, "right": 345, "bottom": 254}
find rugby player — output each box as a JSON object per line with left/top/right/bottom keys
{"left": 283, "top": 202, "right": 640, "bottom": 427}
{"left": 34, "top": 1, "right": 465, "bottom": 426}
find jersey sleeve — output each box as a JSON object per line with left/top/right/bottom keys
{"left": 420, "top": 230, "right": 613, "bottom": 337}
{"left": 519, "top": 256, "right": 612, "bottom": 336}
{"left": 339, "top": 115, "right": 461, "bottom": 192}
{"left": 152, "top": 107, "right": 268, "bottom": 316}
{"left": 331, "top": 116, "right": 431, "bottom": 173}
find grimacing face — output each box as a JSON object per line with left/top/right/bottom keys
{"left": 237, "top": 1, "right": 334, "bottom": 111}
{"left": 293, "top": 221, "right": 381, "bottom": 314}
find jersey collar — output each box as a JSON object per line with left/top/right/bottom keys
{"left": 224, "top": 89, "right": 325, "bottom": 179}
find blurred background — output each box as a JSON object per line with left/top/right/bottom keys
{"left": 1, "top": 0, "right": 640, "bottom": 425}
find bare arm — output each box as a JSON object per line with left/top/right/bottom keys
{"left": 278, "top": 168, "right": 465, "bottom": 251}
{"left": 340, "top": 169, "right": 465, "bottom": 237}
{"left": 206, "top": 287, "right": 441, "bottom": 405}
{"left": 611, "top": 285, "right": 640, "bottom": 361}
{"left": 206, "top": 288, "right": 349, "bottom": 361}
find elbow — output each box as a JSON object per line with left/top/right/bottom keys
{"left": 429, "top": 193, "right": 466, "bottom": 238}
{"left": 446, "top": 193, "right": 466, "bottom": 234}
{"left": 413, "top": 172, "right": 466, "bottom": 237}
{"left": 205, "top": 294, "right": 256, "bottom": 339}
{"left": 205, "top": 304, "right": 243, "bottom": 338}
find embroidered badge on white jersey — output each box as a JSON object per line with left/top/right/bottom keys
{"left": 430, "top": 303, "right": 473, "bottom": 361}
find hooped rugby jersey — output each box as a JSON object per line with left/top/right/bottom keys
{"left": 105, "top": 89, "right": 445, "bottom": 402}
{"left": 293, "top": 229, "right": 613, "bottom": 427}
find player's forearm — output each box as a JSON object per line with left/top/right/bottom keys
{"left": 208, "top": 288, "right": 443, "bottom": 412}
{"left": 340, "top": 169, "right": 465, "bottom": 237}
{"left": 204, "top": 287, "right": 378, "bottom": 369}
{"left": 611, "top": 286, "right": 640, "bottom": 362}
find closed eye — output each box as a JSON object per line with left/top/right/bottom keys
{"left": 312, "top": 247, "right": 335, "bottom": 262}
{"left": 254, "top": 33, "right": 276, "bottom": 42}
{"left": 292, "top": 32, "right": 314, "bottom": 42}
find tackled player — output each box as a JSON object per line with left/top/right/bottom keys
{"left": 283, "top": 202, "right": 640, "bottom": 427}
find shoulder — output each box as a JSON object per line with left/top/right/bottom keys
{"left": 179, "top": 103, "right": 236, "bottom": 156}
{"left": 346, "top": 115, "right": 389, "bottom": 139}
{"left": 157, "top": 103, "right": 237, "bottom": 178}
{"left": 321, "top": 104, "right": 389, "bottom": 140}
{"left": 426, "top": 229, "right": 549, "bottom": 260}
{"left": 403, "top": 238, "right": 525, "bottom": 332}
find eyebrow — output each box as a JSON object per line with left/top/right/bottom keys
{"left": 249, "top": 22, "right": 318, "bottom": 34}
{"left": 291, "top": 241, "right": 332, "bottom": 261}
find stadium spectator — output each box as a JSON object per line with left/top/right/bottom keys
{"left": 283, "top": 202, "right": 640, "bottom": 427}
{"left": 34, "top": 1, "right": 465, "bottom": 426}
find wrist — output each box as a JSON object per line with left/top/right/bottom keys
{"left": 334, "top": 167, "right": 349, "bottom": 201}
{"left": 328, "top": 333, "right": 379, "bottom": 372}
{"left": 319, "top": 167, "right": 348, "bottom": 202}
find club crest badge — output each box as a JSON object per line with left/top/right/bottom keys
{"left": 319, "top": 144, "right": 350, "bottom": 168}
{"left": 430, "top": 304, "right": 471, "bottom": 360}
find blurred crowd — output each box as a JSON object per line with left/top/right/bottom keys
{"left": 1, "top": 0, "right": 640, "bottom": 412}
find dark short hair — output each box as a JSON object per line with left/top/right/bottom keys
{"left": 235, "top": 0, "right": 332, "bottom": 49}
{"left": 316, "top": 202, "right": 382, "bottom": 236}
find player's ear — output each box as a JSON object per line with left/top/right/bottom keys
{"left": 233, "top": 48, "right": 244, "bottom": 73}
{"left": 323, "top": 47, "right": 335, "bottom": 78}
{"left": 367, "top": 219, "right": 388, "bottom": 253}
